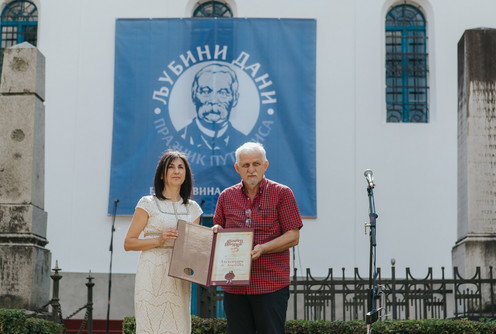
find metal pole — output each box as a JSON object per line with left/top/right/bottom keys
{"left": 106, "top": 199, "right": 119, "bottom": 333}
{"left": 391, "top": 259, "right": 397, "bottom": 320}
{"left": 293, "top": 247, "right": 298, "bottom": 320}
{"left": 86, "top": 272, "right": 95, "bottom": 334}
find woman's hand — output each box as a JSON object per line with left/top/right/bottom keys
{"left": 158, "top": 228, "right": 178, "bottom": 245}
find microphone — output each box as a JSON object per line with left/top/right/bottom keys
{"left": 364, "top": 169, "right": 375, "bottom": 188}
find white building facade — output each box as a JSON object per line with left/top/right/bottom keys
{"left": 1, "top": 0, "right": 494, "bottom": 320}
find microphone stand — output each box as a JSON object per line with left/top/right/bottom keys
{"left": 199, "top": 200, "right": 205, "bottom": 226}
{"left": 365, "top": 184, "right": 379, "bottom": 334}
{"left": 196, "top": 200, "right": 206, "bottom": 317}
{"left": 106, "top": 199, "right": 119, "bottom": 334}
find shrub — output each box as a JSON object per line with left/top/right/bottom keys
{"left": 0, "top": 309, "right": 63, "bottom": 334}
{"left": 371, "top": 318, "right": 496, "bottom": 334}
{"left": 122, "top": 316, "right": 496, "bottom": 334}
{"left": 24, "top": 317, "right": 63, "bottom": 334}
{"left": 123, "top": 316, "right": 135, "bottom": 334}
{"left": 192, "top": 316, "right": 227, "bottom": 333}
{"left": 285, "top": 319, "right": 365, "bottom": 334}
{"left": 123, "top": 316, "right": 227, "bottom": 334}
{"left": 0, "top": 309, "right": 26, "bottom": 334}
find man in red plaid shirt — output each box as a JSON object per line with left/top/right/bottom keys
{"left": 213, "top": 142, "right": 303, "bottom": 334}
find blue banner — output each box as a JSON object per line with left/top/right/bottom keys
{"left": 109, "top": 18, "right": 316, "bottom": 216}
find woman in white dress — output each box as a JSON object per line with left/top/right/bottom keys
{"left": 124, "top": 151, "right": 203, "bottom": 334}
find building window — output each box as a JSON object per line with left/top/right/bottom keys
{"left": 193, "top": 1, "right": 233, "bottom": 18}
{"left": 0, "top": 0, "right": 38, "bottom": 73}
{"left": 385, "top": 4, "right": 428, "bottom": 123}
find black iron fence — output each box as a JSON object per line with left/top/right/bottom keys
{"left": 197, "top": 265, "right": 496, "bottom": 321}
{"left": 40, "top": 263, "right": 496, "bottom": 329}
{"left": 37, "top": 262, "right": 95, "bottom": 334}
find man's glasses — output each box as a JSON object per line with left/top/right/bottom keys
{"left": 245, "top": 209, "right": 252, "bottom": 228}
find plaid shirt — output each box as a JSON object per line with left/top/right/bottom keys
{"left": 213, "top": 177, "right": 303, "bottom": 294}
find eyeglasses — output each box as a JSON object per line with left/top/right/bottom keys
{"left": 245, "top": 209, "right": 252, "bottom": 228}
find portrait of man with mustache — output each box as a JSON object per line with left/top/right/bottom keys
{"left": 179, "top": 63, "right": 247, "bottom": 152}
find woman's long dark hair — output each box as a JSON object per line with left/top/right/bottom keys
{"left": 153, "top": 151, "right": 193, "bottom": 204}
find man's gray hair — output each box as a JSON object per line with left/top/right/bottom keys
{"left": 235, "top": 142, "right": 267, "bottom": 163}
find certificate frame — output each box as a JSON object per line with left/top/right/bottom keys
{"left": 169, "top": 220, "right": 254, "bottom": 286}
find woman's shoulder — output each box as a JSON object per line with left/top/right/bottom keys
{"left": 185, "top": 199, "right": 203, "bottom": 217}
{"left": 187, "top": 198, "right": 202, "bottom": 206}
{"left": 137, "top": 195, "right": 155, "bottom": 207}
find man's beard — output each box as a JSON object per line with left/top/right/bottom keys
{"left": 198, "top": 103, "right": 231, "bottom": 124}
{"left": 245, "top": 174, "right": 260, "bottom": 187}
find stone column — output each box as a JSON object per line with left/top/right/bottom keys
{"left": 0, "top": 42, "right": 51, "bottom": 310}
{"left": 453, "top": 28, "right": 496, "bottom": 310}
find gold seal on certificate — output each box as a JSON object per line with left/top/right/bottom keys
{"left": 169, "top": 220, "right": 254, "bottom": 286}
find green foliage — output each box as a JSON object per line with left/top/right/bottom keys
{"left": 122, "top": 316, "right": 496, "bottom": 334}
{"left": 24, "top": 317, "right": 63, "bottom": 334}
{"left": 0, "top": 309, "right": 62, "bottom": 334}
{"left": 192, "top": 316, "right": 227, "bottom": 333}
{"left": 285, "top": 319, "right": 366, "bottom": 334}
{"left": 0, "top": 309, "right": 26, "bottom": 334}
{"left": 123, "top": 315, "right": 228, "bottom": 334}
{"left": 123, "top": 316, "right": 136, "bottom": 334}
{"left": 371, "top": 318, "right": 496, "bottom": 334}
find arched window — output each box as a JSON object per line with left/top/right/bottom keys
{"left": 193, "top": 1, "right": 233, "bottom": 18}
{"left": 385, "top": 4, "right": 428, "bottom": 123}
{"left": 0, "top": 0, "right": 38, "bottom": 73}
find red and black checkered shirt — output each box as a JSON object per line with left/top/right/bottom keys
{"left": 213, "top": 177, "right": 303, "bottom": 294}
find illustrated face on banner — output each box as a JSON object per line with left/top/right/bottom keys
{"left": 169, "top": 61, "right": 259, "bottom": 153}
{"left": 176, "top": 63, "right": 243, "bottom": 151}
{"left": 192, "top": 64, "right": 239, "bottom": 128}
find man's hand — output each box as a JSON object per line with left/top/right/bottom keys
{"left": 212, "top": 224, "right": 223, "bottom": 233}
{"left": 250, "top": 229, "right": 300, "bottom": 260}
{"left": 251, "top": 244, "right": 265, "bottom": 260}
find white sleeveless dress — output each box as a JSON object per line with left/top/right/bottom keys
{"left": 134, "top": 195, "right": 202, "bottom": 334}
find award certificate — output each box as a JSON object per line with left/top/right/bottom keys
{"left": 169, "top": 220, "right": 254, "bottom": 286}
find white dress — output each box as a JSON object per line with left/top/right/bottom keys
{"left": 134, "top": 195, "right": 202, "bottom": 334}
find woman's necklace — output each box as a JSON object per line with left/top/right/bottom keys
{"left": 154, "top": 196, "right": 190, "bottom": 220}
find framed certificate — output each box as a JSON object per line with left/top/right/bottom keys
{"left": 169, "top": 220, "right": 254, "bottom": 286}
